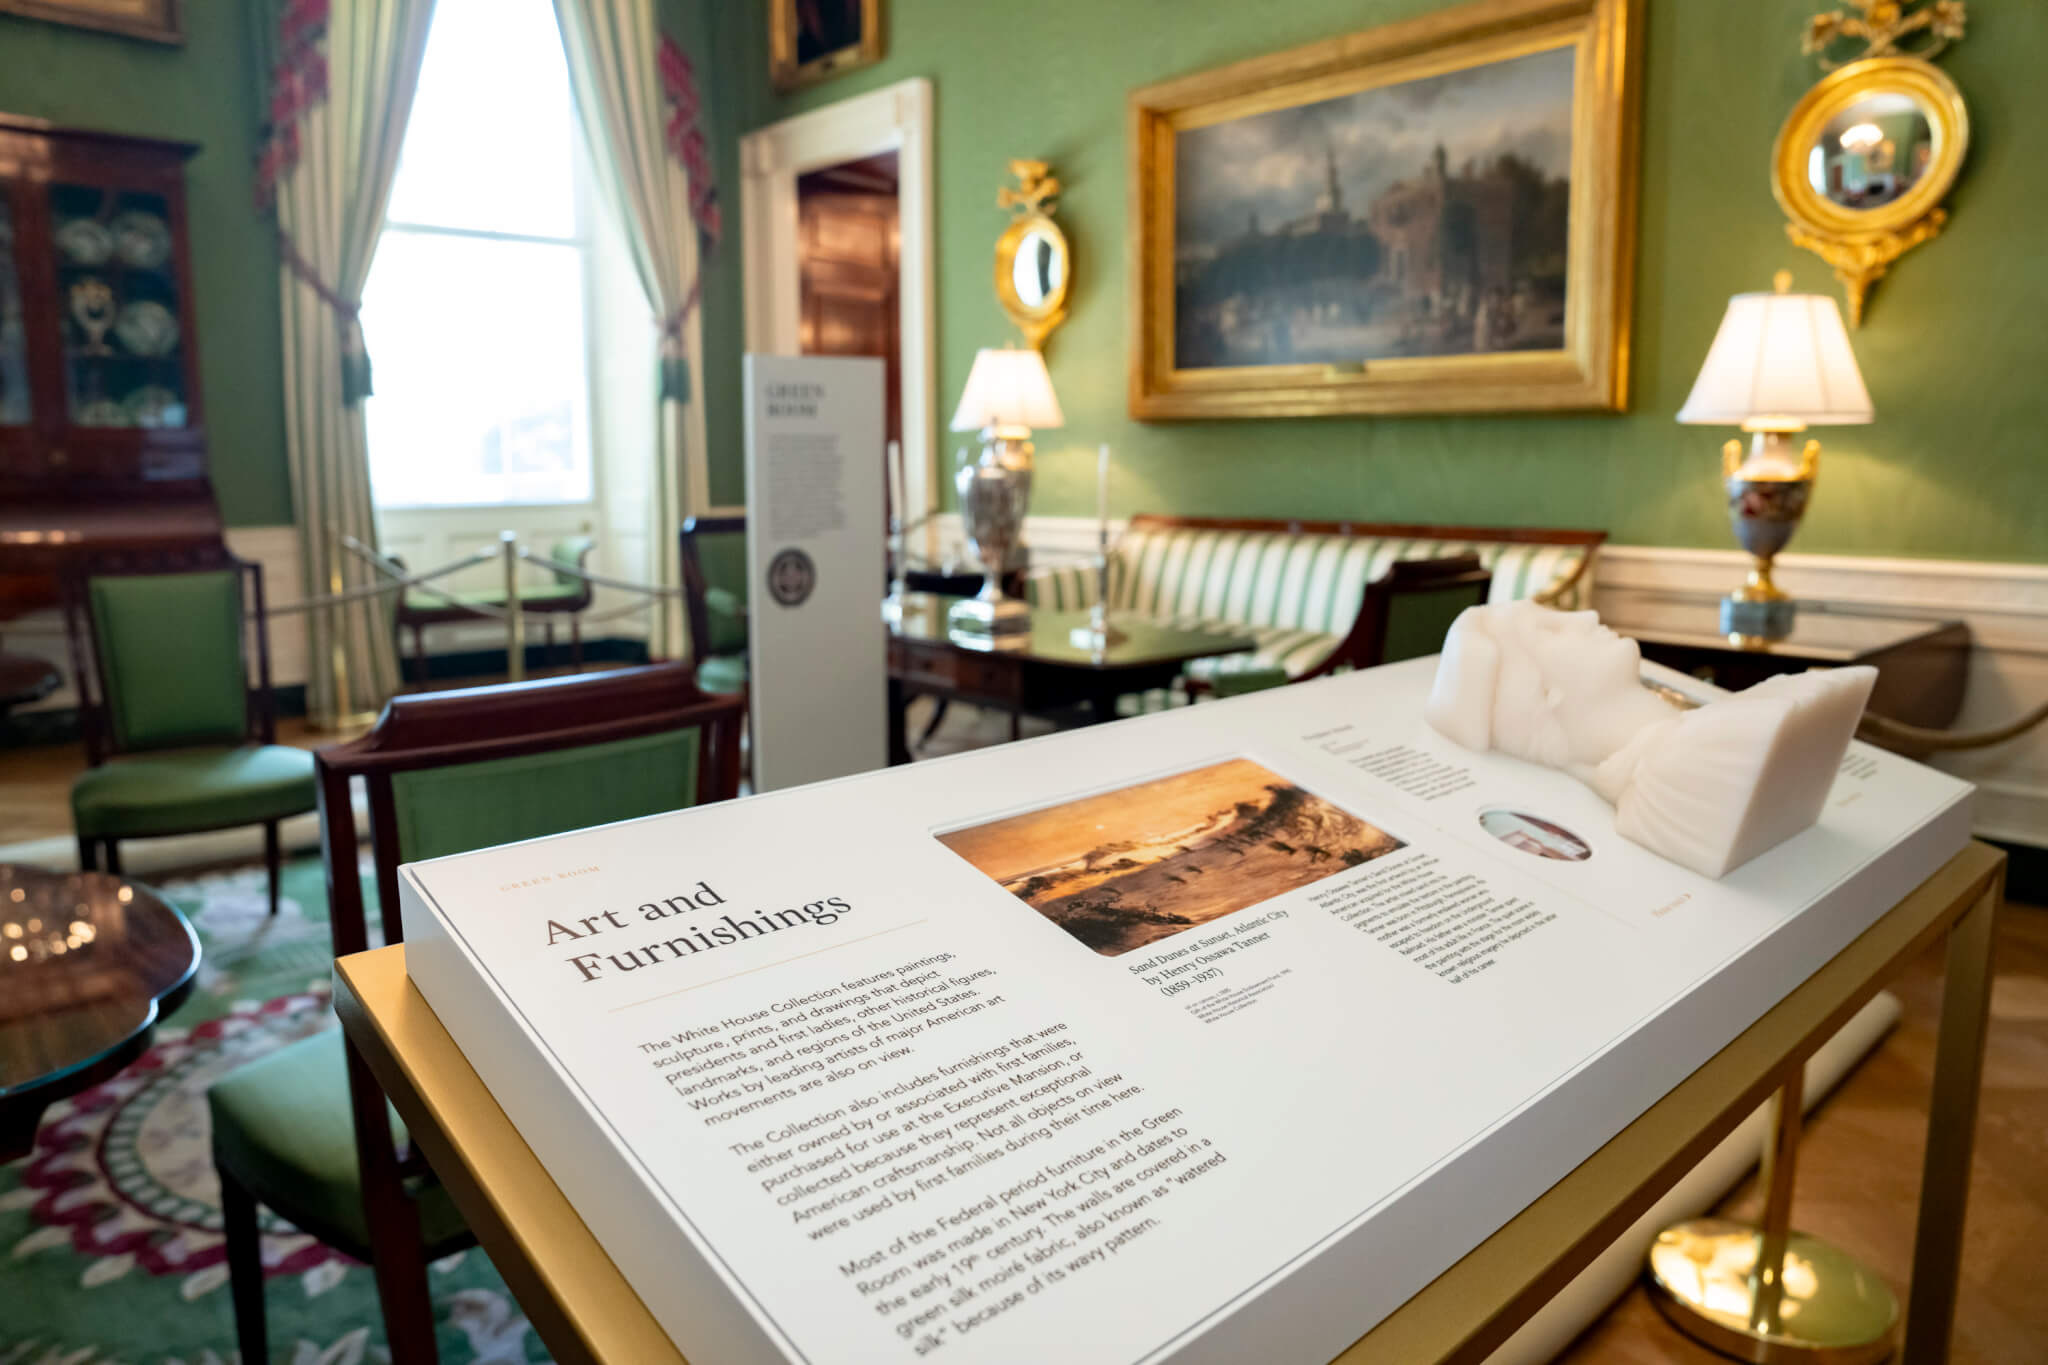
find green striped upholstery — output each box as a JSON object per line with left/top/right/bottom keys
{"left": 1027, "top": 526, "right": 1594, "bottom": 711}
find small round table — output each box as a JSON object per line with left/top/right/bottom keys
{"left": 0, "top": 864, "right": 199, "bottom": 1161}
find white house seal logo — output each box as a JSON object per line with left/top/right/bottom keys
{"left": 766, "top": 548, "right": 816, "bottom": 607}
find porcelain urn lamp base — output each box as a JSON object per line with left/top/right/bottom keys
{"left": 1721, "top": 430, "right": 1817, "bottom": 647}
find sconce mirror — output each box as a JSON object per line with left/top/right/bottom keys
{"left": 1774, "top": 55, "right": 1968, "bottom": 326}
{"left": 993, "top": 160, "right": 1070, "bottom": 350}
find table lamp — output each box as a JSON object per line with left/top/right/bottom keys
{"left": 947, "top": 347, "right": 1062, "bottom": 638}
{"left": 1678, "top": 271, "right": 1872, "bottom": 643}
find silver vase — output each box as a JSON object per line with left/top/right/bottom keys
{"left": 948, "top": 441, "right": 1032, "bottom": 637}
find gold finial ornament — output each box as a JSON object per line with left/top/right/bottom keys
{"left": 996, "top": 159, "right": 1060, "bottom": 215}
{"left": 1803, "top": 0, "right": 1966, "bottom": 70}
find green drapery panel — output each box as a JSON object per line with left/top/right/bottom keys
{"left": 552, "top": 0, "right": 710, "bottom": 660}
{"left": 250, "top": 0, "right": 433, "bottom": 724}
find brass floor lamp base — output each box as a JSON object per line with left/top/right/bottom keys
{"left": 1643, "top": 1069, "right": 1897, "bottom": 1364}
{"left": 1647, "top": 1217, "right": 1898, "bottom": 1364}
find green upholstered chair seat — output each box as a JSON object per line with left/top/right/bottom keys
{"left": 208, "top": 1031, "right": 468, "bottom": 1256}
{"left": 71, "top": 744, "right": 316, "bottom": 839}
{"left": 697, "top": 652, "right": 749, "bottom": 695}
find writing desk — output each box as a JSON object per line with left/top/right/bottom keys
{"left": 332, "top": 840, "right": 2002, "bottom": 1364}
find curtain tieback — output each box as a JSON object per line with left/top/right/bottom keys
{"left": 278, "top": 228, "right": 373, "bottom": 404}
{"left": 657, "top": 274, "right": 705, "bottom": 403}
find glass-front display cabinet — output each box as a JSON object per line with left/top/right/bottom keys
{"left": 0, "top": 115, "right": 221, "bottom": 613}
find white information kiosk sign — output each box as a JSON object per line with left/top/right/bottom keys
{"left": 743, "top": 353, "right": 886, "bottom": 791}
{"left": 404, "top": 659, "right": 1971, "bottom": 1365}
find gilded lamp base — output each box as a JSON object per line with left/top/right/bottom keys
{"left": 1646, "top": 1217, "right": 1898, "bottom": 1365}
{"left": 1722, "top": 568, "right": 1796, "bottom": 645}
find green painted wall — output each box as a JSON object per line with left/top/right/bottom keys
{"left": 0, "top": 6, "right": 292, "bottom": 528}
{"left": 703, "top": 0, "right": 2047, "bottom": 562}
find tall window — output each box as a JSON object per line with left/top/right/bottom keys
{"left": 361, "top": 0, "right": 593, "bottom": 508}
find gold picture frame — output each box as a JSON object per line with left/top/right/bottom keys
{"left": 769, "top": 0, "right": 884, "bottom": 94}
{"left": 1128, "top": 0, "right": 1641, "bottom": 420}
{"left": 0, "top": 0, "right": 179, "bottom": 43}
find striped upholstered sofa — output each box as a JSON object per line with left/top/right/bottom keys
{"left": 1025, "top": 516, "right": 1604, "bottom": 702}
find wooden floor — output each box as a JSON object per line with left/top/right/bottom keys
{"left": 2, "top": 706, "right": 2044, "bottom": 1361}
{"left": 1558, "top": 899, "right": 2048, "bottom": 1365}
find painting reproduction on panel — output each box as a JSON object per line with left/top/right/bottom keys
{"left": 937, "top": 758, "right": 1404, "bottom": 958}
{"left": 1129, "top": 0, "right": 1640, "bottom": 418}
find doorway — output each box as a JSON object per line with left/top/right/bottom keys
{"left": 739, "top": 78, "right": 934, "bottom": 548}
{"left": 796, "top": 152, "right": 901, "bottom": 519}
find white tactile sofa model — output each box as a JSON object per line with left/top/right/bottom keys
{"left": 1025, "top": 515, "right": 1606, "bottom": 709}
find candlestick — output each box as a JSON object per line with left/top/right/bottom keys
{"left": 884, "top": 439, "right": 907, "bottom": 626}
{"left": 1070, "top": 443, "right": 1126, "bottom": 650}
{"left": 1095, "top": 443, "right": 1109, "bottom": 546}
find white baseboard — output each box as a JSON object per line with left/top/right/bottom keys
{"left": 946, "top": 517, "right": 2047, "bottom": 848}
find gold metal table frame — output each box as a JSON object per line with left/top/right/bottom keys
{"left": 332, "top": 841, "right": 2005, "bottom": 1365}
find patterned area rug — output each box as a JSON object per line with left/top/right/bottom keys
{"left": 1, "top": 856, "right": 550, "bottom": 1365}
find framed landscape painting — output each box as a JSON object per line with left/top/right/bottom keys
{"left": 0, "top": 0, "right": 178, "bottom": 43}
{"left": 1128, "top": 0, "right": 1641, "bottom": 419}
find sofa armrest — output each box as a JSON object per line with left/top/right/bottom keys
{"left": 1025, "top": 561, "right": 1099, "bottom": 611}
{"left": 1530, "top": 545, "right": 1599, "bottom": 610}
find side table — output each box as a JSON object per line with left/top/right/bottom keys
{"left": 1606, "top": 595, "right": 1970, "bottom": 730}
{"left": 0, "top": 865, "right": 199, "bottom": 1160}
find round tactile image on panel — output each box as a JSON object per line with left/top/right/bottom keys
{"left": 766, "top": 547, "right": 816, "bottom": 607}
{"left": 1479, "top": 809, "right": 1592, "bottom": 862}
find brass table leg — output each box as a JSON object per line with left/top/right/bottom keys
{"left": 1647, "top": 1068, "right": 1900, "bottom": 1363}
{"left": 1901, "top": 873, "right": 2000, "bottom": 1364}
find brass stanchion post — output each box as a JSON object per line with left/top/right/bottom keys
{"left": 502, "top": 531, "right": 525, "bottom": 682}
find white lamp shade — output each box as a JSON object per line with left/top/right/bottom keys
{"left": 1676, "top": 290, "right": 1873, "bottom": 428}
{"left": 950, "top": 347, "right": 1065, "bottom": 432}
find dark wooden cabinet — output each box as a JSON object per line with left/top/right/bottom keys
{"left": 0, "top": 114, "right": 224, "bottom": 615}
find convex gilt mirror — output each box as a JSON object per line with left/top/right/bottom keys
{"left": 1776, "top": 3, "right": 1970, "bottom": 325}
{"left": 993, "top": 160, "right": 1070, "bottom": 350}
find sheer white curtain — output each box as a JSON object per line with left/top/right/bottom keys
{"left": 551, "top": 0, "right": 713, "bottom": 659}
{"left": 256, "top": 0, "right": 436, "bottom": 722}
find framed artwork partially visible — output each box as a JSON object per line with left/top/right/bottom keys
{"left": 770, "top": 0, "right": 883, "bottom": 94}
{"left": 1128, "top": 0, "right": 1641, "bottom": 419}
{"left": 0, "top": 0, "right": 180, "bottom": 44}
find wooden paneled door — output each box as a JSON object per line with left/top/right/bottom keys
{"left": 797, "top": 154, "right": 901, "bottom": 507}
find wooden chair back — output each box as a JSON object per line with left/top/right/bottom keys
{"left": 60, "top": 548, "right": 275, "bottom": 765}
{"left": 313, "top": 662, "right": 745, "bottom": 958}
{"left": 679, "top": 515, "right": 748, "bottom": 659}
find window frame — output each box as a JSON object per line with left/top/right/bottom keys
{"left": 363, "top": 8, "right": 604, "bottom": 516}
